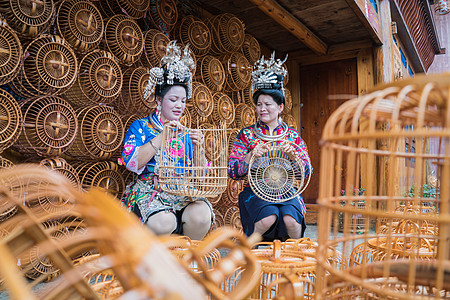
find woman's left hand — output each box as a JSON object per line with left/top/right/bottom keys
{"left": 281, "top": 142, "right": 298, "bottom": 161}
{"left": 190, "top": 129, "right": 204, "bottom": 146}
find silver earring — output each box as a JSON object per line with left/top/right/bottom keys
{"left": 157, "top": 104, "right": 161, "bottom": 111}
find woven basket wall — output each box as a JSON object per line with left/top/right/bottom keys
{"left": 207, "top": 13, "right": 245, "bottom": 55}
{"left": 98, "top": 0, "right": 149, "bottom": 20}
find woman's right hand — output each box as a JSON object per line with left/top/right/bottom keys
{"left": 244, "top": 143, "right": 270, "bottom": 163}
{"left": 166, "top": 120, "right": 185, "bottom": 131}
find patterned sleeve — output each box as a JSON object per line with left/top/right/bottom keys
{"left": 228, "top": 129, "right": 250, "bottom": 179}
{"left": 294, "top": 134, "right": 313, "bottom": 177}
{"left": 120, "top": 119, "right": 152, "bottom": 174}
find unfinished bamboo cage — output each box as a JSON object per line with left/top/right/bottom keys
{"left": 207, "top": 13, "right": 245, "bottom": 55}
{"left": 191, "top": 82, "right": 214, "bottom": 120}
{"left": 212, "top": 92, "right": 235, "bottom": 126}
{"left": 0, "top": 89, "right": 22, "bottom": 153}
{"left": 10, "top": 35, "right": 78, "bottom": 98}
{"left": 14, "top": 96, "right": 78, "bottom": 157}
{"left": 284, "top": 88, "right": 293, "bottom": 113}
{"left": 148, "top": 0, "right": 178, "bottom": 33}
{"left": 39, "top": 157, "right": 80, "bottom": 188}
{"left": 316, "top": 73, "right": 450, "bottom": 299}
{"left": 97, "top": 0, "right": 149, "bottom": 19}
{"left": 0, "top": 20, "right": 22, "bottom": 86}
{"left": 180, "top": 106, "right": 192, "bottom": 128}
{"left": 283, "top": 113, "right": 298, "bottom": 130}
{"left": 242, "top": 33, "right": 261, "bottom": 65}
{"left": 64, "top": 50, "right": 122, "bottom": 107}
{"left": 224, "top": 205, "right": 242, "bottom": 232}
{"left": 226, "top": 178, "right": 244, "bottom": 205}
{"left": 176, "top": 16, "right": 211, "bottom": 57}
{"left": 235, "top": 103, "right": 256, "bottom": 129}
{"left": 56, "top": 0, "right": 104, "bottom": 54}
{"left": 103, "top": 15, "right": 144, "bottom": 66}
{"left": 142, "top": 29, "right": 170, "bottom": 68}
{"left": 210, "top": 208, "right": 225, "bottom": 232}
{"left": 221, "top": 52, "right": 252, "bottom": 92}
{"left": 158, "top": 122, "right": 228, "bottom": 198}
{"left": 199, "top": 56, "right": 226, "bottom": 92}
{"left": 67, "top": 105, "right": 124, "bottom": 160}
{"left": 0, "top": 0, "right": 54, "bottom": 38}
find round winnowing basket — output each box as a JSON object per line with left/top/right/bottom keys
{"left": 68, "top": 105, "right": 124, "bottom": 161}
{"left": 40, "top": 157, "right": 80, "bottom": 188}
{"left": 176, "top": 16, "right": 211, "bottom": 57}
{"left": 64, "top": 50, "right": 122, "bottom": 107}
{"left": 284, "top": 88, "right": 293, "bottom": 113}
{"left": 199, "top": 56, "right": 225, "bottom": 92}
{"left": 158, "top": 123, "right": 228, "bottom": 198}
{"left": 97, "top": 0, "right": 149, "bottom": 19}
{"left": 14, "top": 96, "right": 77, "bottom": 157}
{"left": 224, "top": 205, "right": 242, "bottom": 232}
{"left": 0, "top": 20, "right": 22, "bottom": 86}
{"left": 191, "top": 82, "right": 214, "bottom": 119}
{"left": 248, "top": 141, "right": 310, "bottom": 203}
{"left": 148, "top": 0, "right": 178, "bottom": 33}
{"left": 234, "top": 103, "right": 255, "bottom": 129}
{"left": 226, "top": 178, "right": 244, "bottom": 205}
{"left": 114, "top": 67, "right": 153, "bottom": 115}
{"left": 283, "top": 114, "right": 298, "bottom": 130}
{"left": 207, "top": 13, "right": 245, "bottom": 55}
{"left": 0, "top": 89, "right": 22, "bottom": 153}
{"left": 56, "top": 0, "right": 104, "bottom": 54}
{"left": 212, "top": 92, "right": 235, "bottom": 126}
{"left": 10, "top": 35, "right": 78, "bottom": 98}
{"left": 142, "top": 29, "right": 170, "bottom": 68}
{"left": 220, "top": 52, "right": 252, "bottom": 92}
{"left": 316, "top": 73, "right": 450, "bottom": 300}
{"left": 103, "top": 15, "right": 143, "bottom": 66}
{"left": 75, "top": 161, "right": 125, "bottom": 198}
{"left": 0, "top": 0, "right": 54, "bottom": 38}
{"left": 242, "top": 34, "right": 261, "bottom": 65}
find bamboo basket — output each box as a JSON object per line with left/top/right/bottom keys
{"left": 207, "top": 13, "right": 245, "bottom": 55}
{"left": 97, "top": 0, "right": 149, "bottom": 19}
{"left": 212, "top": 92, "right": 235, "bottom": 126}
{"left": 0, "top": 20, "right": 22, "bottom": 86}
{"left": 220, "top": 52, "right": 252, "bottom": 92}
{"left": 0, "top": 89, "right": 22, "bottom": 153}
{"left": 142, "top": 29, "right": 170, "bottom": 68}
{"left": 316, "top": 73, "right": 450, "bottom": 299}
{"left": 40, "top": 157, "right": 80, "bottom": 188}
{"left": 0, "top": 0, "right": 54, "bottom": 38}
{"left": 235, "top": 103, "right": 256, "bottom": 129}
{"left": 242, "top": 33, "right": 261, "bottom": 65}
{"left": 199, "top": 56, "right": 226, "bottom": 92}
{"left": 148, "top": 0, "right": 178, "bottom": 33}
{"left": 158, "top": 123, "right": 228, "bottom": 198}
{"left": 56, "top": 0, "right": 104, "bottom": 54}
{"left": 176, "top": 16, "right": 211, "bottom": 57}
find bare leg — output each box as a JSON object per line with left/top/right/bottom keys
{"left": 283, "top": 215, "right": 302, "bottom": 239}
{"left": 146, "top": 211, "right": 177, "bottom": 235}
{"left": 181, "top": 201, "right": 212, "bottom": 240}
{"left": 254, "top": 214, "right": 277, "bottom": 235}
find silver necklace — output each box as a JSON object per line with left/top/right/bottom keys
{"left": 253, "top": 121, "right": 289, "bottom": 141}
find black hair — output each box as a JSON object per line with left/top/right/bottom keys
{"left": 253, "top": 88, "right": 285, "bottom": 106}
{"left": 155, "top": 83, "right": 188, "bottom": 99}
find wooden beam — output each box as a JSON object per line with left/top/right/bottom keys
{"left": 248, "top": 0, "right": 328, "bottom": 55}
{"left": 345, "top": 0, "right": 382, "bottom": 45}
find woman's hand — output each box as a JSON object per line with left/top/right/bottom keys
{"left": 244, "top": 143, "right": 270, "bottom": 163}
{"left": 166, "top": 120, "right": 185, "bottom": 132}
{"left": 189, "top": 129, "right": 204, "bottom": 146}
{"left": 281, "top": 142, "right": 298, "bottom": 161}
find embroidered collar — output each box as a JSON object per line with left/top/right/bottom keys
{"left": 150, "top": 112, "right": 164, "bottom": 133}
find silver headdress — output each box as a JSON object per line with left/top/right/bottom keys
{"left": 144, "top": 41, "right": 195, "bottom": 99}
{"left": 251, "top": 51, "right": 288, "bottom": 96}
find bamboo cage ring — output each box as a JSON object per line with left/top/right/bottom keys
{"left": 192, "top": 82, "right": 214, "bottom": 118}
{"left": 98, "top": 0, "right": 149, "bottom": 20}
{"left": 227, "top": 178, "right": 244, "bottom": 205}
{"left": 75, "top": 161, "right": 125, "bottom": 198}
{"left": 242, "top": 33, "right": 261, "bottom": 65}
{"left": 283, "top": 113, "right": 298, "bottom": 130}
{"left": 177, "top": 16, "right": 211, "bottom": 57}
{"left": 224, "top": 205, "right": 242, "bottom": 232}
{"left": 235, "top": 103, "right": 255, "bottom": 128}
{"left": 212, "top": 92, "right": 235, "bottom": 126}
{"left": 221, "top": 52, "right": 252, "bottom": 92}
{"left": 148, "top": 0, "right": 178, "bottom": 33}
{"left": 200, "top": 56, "right": 225, "bottom": 92}
{"left": 207, "top": 13, "right": 245, "bottom": 55}
{"left": 0, "top": 20, "right": 22, "bottom": 86}
{"left": 0, "top": 89, "right": 22, "bottom": 153}
{"left": 142, "top": 29, "right": 170, "bottom": 68}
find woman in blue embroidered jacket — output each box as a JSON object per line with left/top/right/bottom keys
{"left": 120, "top": 42, "right": 213, "bottom": 240}
{"left": 228, "top": 54, "right": 312, "bottom": 241}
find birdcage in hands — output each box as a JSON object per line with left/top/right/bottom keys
{"left": 158, "top": 122, "right": 228, "bottom": 198}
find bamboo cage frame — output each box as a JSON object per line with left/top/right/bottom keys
{"left": 0, "top": 20, "right": 22, "bottom": 86}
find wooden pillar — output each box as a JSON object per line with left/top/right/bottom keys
{"left": 286, "top": 60, "right": 301, "bottom": 128}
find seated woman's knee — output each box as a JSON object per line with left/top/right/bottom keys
{"left": 258, "top": 214, "right": 277, "bottom": 229}
{"left": 146, "top": 211, "right": 177, "bottom": 235}
{"left": 283, "top": 215, "right": 300, "bottom": 229}
{"left": 182, "top": 201, "right": 211, "bottom": 227}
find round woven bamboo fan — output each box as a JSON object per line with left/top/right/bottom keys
{"left": 227, "top": 179, "right": 244, "bottom": 205}
{"left": 75, "top": 161, "right": 125, "bottom": 198}
{"left": 179, "top": 106, "right": 192, "bottom": 128}
{"left": 14, "top": 96, "right": 77, "bottom": 157}
{"left": 56, "top": 0, "right": 104, "bottom": 54}
{"left": 0, "top": 20, "right": 22, "bottom": 86}
{"left": 283, "top": 114, "right": 298, "bottom": 130}
{"left": 177, "top": 16, "right": 211, "bottom": 57}
{"left": 200, "top": 56, "right": 225, "bottom": 92}
{"left": 242, "top": 33, "right": 260, "bottom": 65}
{"left": 11, "top": 35, "right": 77, "bottom": 98}
{"left": 0, "top": 89, "right": 22, "bottom": 153}
{"left": 284, "top": 88, "right": 292, "bottom": 113}
{"left": 40, "top": 157, "right": 80, "bottom": 188}
{"left": 207, "top": 13, "right": 245, "bottom": 55}
{"left": 211, "top": 92, "right": 235, "bottom": 126}
{"left": 235, "top": 103, "right": 255, "bottom": 128}
{"left": 221, "top": 52, "right": 252, "bottom": 92}
{"left": 103, "top": 15, "right": 143, "bottom": 66}
{"left": 64, "top": 50, "right": 122, "bottom": 107}
{"left": 148, "top": 0, "right": 178, "bottom": 33}
{"left": 227, "top": 128, "right": 240, "bottom": 156}
{"left": 97, "top": 0, "right": 149, "bottom": 19}
{"left": 192, "top": 82, "right": 214, "bottom": 118}
{"left": 116, "top": 67, "right": 153, "bottom": 114}
{"left": 142, "top": 29, "right": 170, "bottom": 68}
{"left": 0, "top": 0, "right": 54, "bottom": 38}
{"left": 224, "top": 206, "right": 242, "bottom": 231}
{"left": 68, "top": 105, "right": 124, "bottom": 160}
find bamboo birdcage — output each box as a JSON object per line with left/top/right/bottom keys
{"left": 180, "top": 106, "right": 192, "bottom": 128}
{"left": 103, "top": 15, "right": 144, "bottom": 66}
{"left": 75, "top": 161, "right": 125, "bottom": 198}
{"left": 0, "top": 89, "right": 22, "bottom": 153}
{"left": 191, "top": 81, "right": 214, "bottom": 119}
{"left": 148, "top": 0, "right": 178, "bottom": 33}
{"left": 242, "top": 33, "right": 261, "bottom": 65}
{"left": 67, "top": 105, "right": 124, "bottom": 161}
{"left": 0, "top": 0, "right": 54, "bottom": 38}
{"left": 176, "top": 16, "right": 211, "bottom": 57}
{"left": 210, "top": 208, "right": 225, "bottom": 231}
{"left": 0, "top": 20, "right": 22, "bottom": 86}
{"left": 227, "top": 178, "right": 244, "bottom": 205}
{"left": 211, "top": 92, "right": 235, "bottom": 126}
{"left": 221, "top": 52, "right": 252, "bottom": 92}
{"left": 316, "top": 73, "right": 450, "bottom": 299}
{"left": 97, "top": 0, "right": 149, "bottom": 19}
{"left": 284, "top": 88, "right": 293, "bottom": 113}
{"left": 56, "top": 0, "right": 103, "bottom": 54}
{"left": 40, "top": 157, "right": 80, "bottom": 188}
{"left": 14, "top": 96, "right": 78, "bottom": 157}
{"left": 64, "top": 50, "right": 122, "bottom": 107}
{"left": 224, "top": 205, "right": 242, "bottom": 232}
{"left": 142, "top": 29, "right": 170, "bottom": 68}
{"left": 10, "top": 35, "right": 78, "bottom": 98}
{"left": 199, "top": 56, "right": 226, "bottom": 92}
{"left": 158, "top": 123, "right": 228, "bottom": 198}
{"left": 235, "top": 103, "right": 256, "bottom": 128}
{"left": 283, "top": 114, "right": 298, "bottom": 130}
{"left": 207, "top": 13, "right": 245, "bottom": 55}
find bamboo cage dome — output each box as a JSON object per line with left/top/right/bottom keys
{"left": 316, "top": 73, "right": 450, "bottom": 299}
